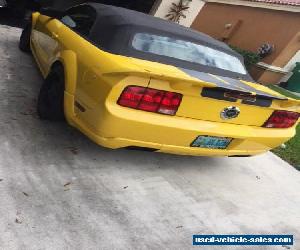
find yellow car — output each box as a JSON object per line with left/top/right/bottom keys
{"left": 19, "top": 3, "right": 300, "bottom": 156}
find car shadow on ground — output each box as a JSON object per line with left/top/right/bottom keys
{"left": 0, "top": 8, "right": 25, "bottom": 28}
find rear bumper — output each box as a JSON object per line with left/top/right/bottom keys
{"left": 78, "top": 134, "right": 270, "bottom": 156}
{"left": 68, "top": 93, "right": 296, "bottom": 156}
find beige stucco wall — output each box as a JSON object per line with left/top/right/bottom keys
{"left": 153, "top": 0, "right": 205, "bottom": 27}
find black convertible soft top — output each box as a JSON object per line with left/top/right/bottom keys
{"left": 88, "top": 3, "right": 231, "bottom": 51}
{"left": 84, "top": 3, "right": 251, "bottom": 80}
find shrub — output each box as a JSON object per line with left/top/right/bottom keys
{"left": 230, "top": 45, "right": 261, "bottom": 70}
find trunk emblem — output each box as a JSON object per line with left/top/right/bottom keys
{"left": 221, "top": 106, "right": 240, "bottom": 120}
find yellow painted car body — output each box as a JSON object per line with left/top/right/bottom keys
{"left": 28, "top": 10, "right": 300, "bottom": 156}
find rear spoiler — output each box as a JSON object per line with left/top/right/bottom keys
{"left": 102, "top": 70, "right": 216, "bottom": 88}
{"left": 100, "top": 53, "right": 216, "bottom": 88}
{"left": 279, "top": 98, "right": 300, "bottom": 111}
{"left": 100, "top": 54, "right": 300, "bottom": 108}
{"left": 180, "top": 68, "right": 289, "bottom": 100}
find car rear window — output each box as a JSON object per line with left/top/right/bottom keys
{"left": 132, "top": 33, "right": 247, "bottom": 75}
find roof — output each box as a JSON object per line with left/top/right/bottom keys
{"left": 243, "top": 0, "right": 300, "bottom": 6}
{"left": 206, "top": 0, "right": 300, "bottom": 11}
{"left": 88, "top": 2, "right": 232, "bottom": 52}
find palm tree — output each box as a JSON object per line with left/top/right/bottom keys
{"left": 165, "top": 0, "right": 191, "bottom": 23}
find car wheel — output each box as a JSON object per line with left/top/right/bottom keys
{"left": 19, "top": 22, "right": 31, "bottom": 52}
{"left": 37, "top": 66, "right": 65, "bottom": 121}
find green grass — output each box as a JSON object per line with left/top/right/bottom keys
{"left": 272, "top": 125, "right": 300, "bottom": 170}
{"left": 267, "top": 85, "right": 300, "bottom": 170}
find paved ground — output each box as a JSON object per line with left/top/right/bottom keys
{"left": 0, "top": 25, "right": 300, "bottom": 250}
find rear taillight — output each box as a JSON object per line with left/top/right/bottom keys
{"left": 264, "top": 110, "right": 300, "bottom": 128}
{"left": 117, "top": 86, "right": 182, "bottom": 115}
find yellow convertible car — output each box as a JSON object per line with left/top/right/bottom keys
{"left": 19, "top": 3, "right": 299, "bottom": 156}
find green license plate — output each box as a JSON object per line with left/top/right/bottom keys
{"left": 191, "top": 136, "right": 232, "bottom": 149}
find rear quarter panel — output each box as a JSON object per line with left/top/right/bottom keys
{"left": 47, "top": 23, "right": 152, "bottom": 129}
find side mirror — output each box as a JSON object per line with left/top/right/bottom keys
{"left": 39, "top": 7, "right": 63, "bottom": 19}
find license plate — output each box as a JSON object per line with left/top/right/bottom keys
{"left": 191, "top": 135, "right": 232, "bottom": 149}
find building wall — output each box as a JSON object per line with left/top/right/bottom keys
{"left": 191, "top": 3, "right": 300, "bottom": 84}
{"left": 284, "top": 49, "right": 300, "bottom": 72}
{"left": 153, "top": 0, "right": 205, "bottom": 27}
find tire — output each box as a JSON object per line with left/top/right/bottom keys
{"left": 19, "top": 22, "right": 31, "bottom": 52}
{"left": 37, "top": 66, "right": 65, "bottom": 121}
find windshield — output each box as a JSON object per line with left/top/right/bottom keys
{"left": 132, "top": 33, "right": 247, "bottom": 75}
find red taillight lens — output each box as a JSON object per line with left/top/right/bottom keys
{"left": 117, "top": 86, "right": 145, "bottom": 108}
{"left": 264, "top": 110, "right": 300, "bottom": 128}
{"left": 117, "top": 86, "right": 182, "bottom": 115}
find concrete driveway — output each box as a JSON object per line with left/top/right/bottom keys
{"left": 0, "top": 25, "right": 299, "bottom": 250}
